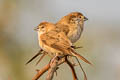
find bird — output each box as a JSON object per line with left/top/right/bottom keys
{"left": 34, "top": 22, "right": 91, "bottom": 65}
{"left": 26, "top": 12, "right": 88, "bottom": 65}
{"left": 56, "top": 12, "right": 88, "bottom": 43}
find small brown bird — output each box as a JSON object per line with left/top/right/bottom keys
{"left": 56, "top": 12, "right": 88, "bottom": 43}
{"left": 34, "top": 22, "right": 91, "bottom": 65}
{"left": 26, "top": 12, "right": 88, "bottom": 65}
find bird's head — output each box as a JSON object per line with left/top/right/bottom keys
{"left": 58, "top": 12, "right": 88, "bottom": 26}
{"left": 34, "top": 22, "right": 55, "bottom": 34}
{"left": 68, "top": 12, "right": 88, "bottom": 24}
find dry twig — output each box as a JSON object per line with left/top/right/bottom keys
{"left": 46, "top": 56, "right": 59, "bottom": 80}
{"left": 32, "top": 56, "right": 65, "bottom": 80}
{"left": 32, "top": 55, "right": 79, "bottom": 80}
{"left": 65, "top": 57, "right": 78, "bottom": 80}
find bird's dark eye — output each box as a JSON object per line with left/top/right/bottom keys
{"left": 41, "top": 26, "right": 44, "bottom": 28}
{"left": 71, "top": 19, "right": 74, "bottom": 21}
{"left": 79, "top": 16, "right": 82, "bottom": 18}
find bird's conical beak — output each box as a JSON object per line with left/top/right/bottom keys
{"left": 84, "top": 16, "right": 88, "bottom": 21}
{"left": 34, "top": 26, "right": 39, "bottom": 31}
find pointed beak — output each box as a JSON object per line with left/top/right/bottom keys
{"left": 84, "top": 16, "right": 88, "bottom": 21}
{"left": 34, "top": 26, "right": 39, "bottom": 31}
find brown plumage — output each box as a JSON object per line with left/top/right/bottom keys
{"left": 56, "top": 12, "right": 88, "bottom": 43}
{"left": 26, "top": 12, "right": 88, "bottom": 65}
{"left": 36, "top": 22, "right": 91, "bottom": 65}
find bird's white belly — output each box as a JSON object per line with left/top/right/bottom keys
{"left": 69, "top": 26, "right": 82, "bottom": 43}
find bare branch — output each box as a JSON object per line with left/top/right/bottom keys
{"left": 32, "top": 56, "right": 65, "bottom": 80}
{"left": 65, "top": 57, "right": 78, "bottom": 80}
{"left": 32, "top": 63, "right": 50, "bottom": 80}
{"left": 46, "top": 56, "right": 58, "bottom": 80}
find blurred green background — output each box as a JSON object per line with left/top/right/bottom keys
{"left": 0, "top": 0, "right": 120, "bottom": 80}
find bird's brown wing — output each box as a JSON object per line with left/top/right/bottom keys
{"left": 41, "top": 31, "right": 92, "bottom": 65}
{"left": 55, "top": 23, "right": 70, "bottom": 35}
{"left": 40, "top": 31, "right": 72, "bottom": 53}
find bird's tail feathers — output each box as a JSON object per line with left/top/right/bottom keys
{"left": 70, "top": 49, "right": 92, "bottom": 65}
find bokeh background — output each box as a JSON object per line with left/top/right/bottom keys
{"left": 0, "top": 0, "right": 120, "bottom": 80}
